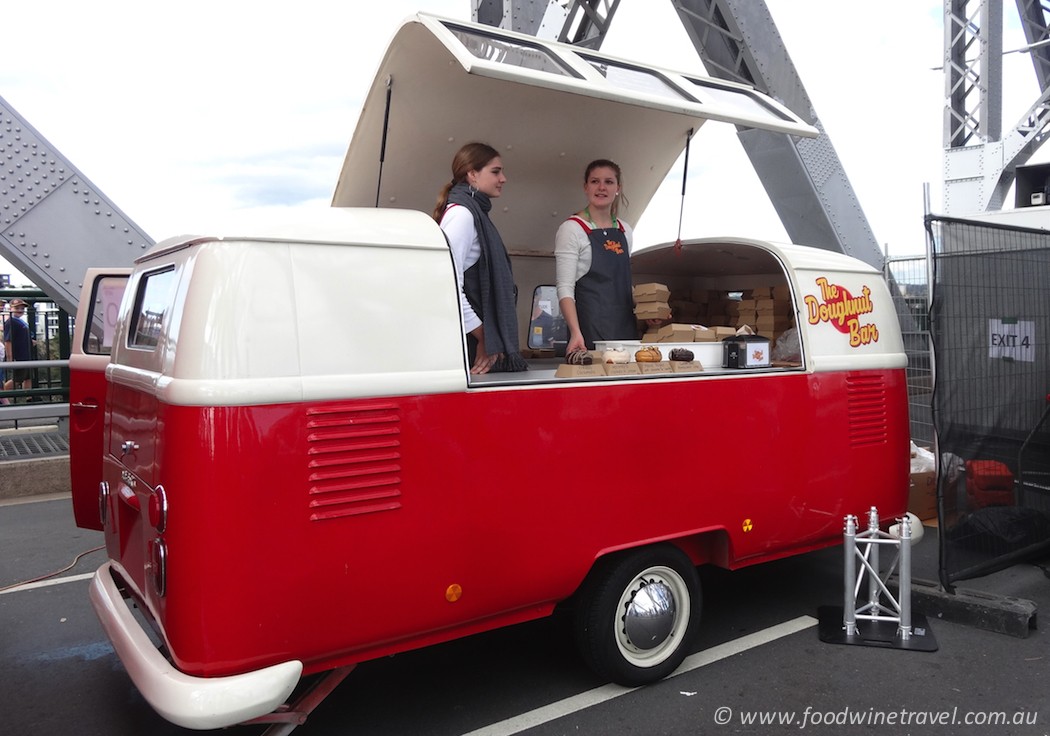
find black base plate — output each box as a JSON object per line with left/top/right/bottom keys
{"left": 817, "top": 605, "right": 939, "bottom": 651}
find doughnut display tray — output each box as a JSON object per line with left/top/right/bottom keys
{"left": 596, "top": 341, "right": 721, "bottom": 367}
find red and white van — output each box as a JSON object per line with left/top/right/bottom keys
{"left": 69, "top": 13, "right": 909, "bottom": 731}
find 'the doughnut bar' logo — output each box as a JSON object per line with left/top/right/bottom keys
{"left": 603, "top": 239, "right": 624, "bottom": 255}
{"left": 804, "top": 276, "right": 879, "bottom": 347}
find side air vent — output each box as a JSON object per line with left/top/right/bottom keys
{"left": 306, "top": 401, "right": 402, "bottom": 520}
{"left": 845, "top": 373, "right": 888, "bottom": 448}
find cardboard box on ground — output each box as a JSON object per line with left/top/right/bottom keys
{"left": 909, "top": 443, "right": 938, "bottom": 520}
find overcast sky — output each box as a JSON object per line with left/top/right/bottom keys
{"left": 0, "top": 1, "right": 1043, "bottom": 285}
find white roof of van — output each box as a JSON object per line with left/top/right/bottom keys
{"left": 630, "top": 237, "right": 881, "bottom": 277}
{"left": 141, "top": 207, "right": 446, "bottom": 262}
{"left": 332, "top": 13, "right": 817, "bottom": 254}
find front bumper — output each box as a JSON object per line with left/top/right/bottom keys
{"left": 89, "top": 561, "right": 303, "bottom": 730}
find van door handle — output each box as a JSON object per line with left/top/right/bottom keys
{"left": 72, "top": 402, "right": 99, "bottom": 410}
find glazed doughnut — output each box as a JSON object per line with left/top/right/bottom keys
{"left": 634, "top": 346, "right": 663, "bottom": 362}
{"left": 602, "top": 348, "right": 629, "bottom": 364}
{"left": 669, "top": 347, "right": 694, "bottom": 362}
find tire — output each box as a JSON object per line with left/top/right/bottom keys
{"left": 573, "top": 544, "right": 702, "bottom": 687}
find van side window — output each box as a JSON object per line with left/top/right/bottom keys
{"left": 83, "top": 276, "right": 128, "bottom": 356}
{"left": 528, "top": 285, "right": 565, "bottom": 350}
{"left": 129, "top": 267, "right": 176, "bottom": 349}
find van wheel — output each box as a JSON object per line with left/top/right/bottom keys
{"left": 573, "top": 544, "right": 701, "bottom": 687}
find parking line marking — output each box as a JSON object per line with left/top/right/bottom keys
{"left": 0, "top": 572, "right": 94, "bottom": 595}
{"left": 460, "top": 615, "right": 818, "bottom": 736}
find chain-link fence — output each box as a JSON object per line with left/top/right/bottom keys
{"left": 886, "top": 255, "right": 933, "bottom": 449}
{"left": 925, "top": 215, "right": 1050, "bottom": 589}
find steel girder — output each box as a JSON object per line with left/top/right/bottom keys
{"left": 0, "top": 96, "right": 154, "bottom": 313}
{"left": 478, "top": 0, "right": 885, "bottom": 267}
{"left": 942, "top": 0, "right": 1050, "bottom": 214}
{"left": 472, "top": 0, "right": 622, "bottom": 45}
{"left": 667, "top": 0, "right": 885, "bottom": 268}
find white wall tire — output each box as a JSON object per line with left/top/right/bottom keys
{"left": 573, "top": 544, "right": 702, "bottom": 686}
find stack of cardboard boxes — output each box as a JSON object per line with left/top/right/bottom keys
{"left": 741, "top": 286, "right": 795, "bottom": 342}
{"left": 553, "top": 281, "right": 798, "bottom": 378}
{"left": 632, "top": 283, "right": 672, "bottom": 321}
{"left": 636, "top": 283, "right": 795, "bottom": 347}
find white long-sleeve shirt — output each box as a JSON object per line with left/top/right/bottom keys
{"left": 440, "top": 204, "right": 483, "bottom": 333}
{"left": 554, "top": 217, "right": 634, "bottom": 301}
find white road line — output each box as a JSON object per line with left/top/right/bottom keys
{"left": 0, "top": 571, "right": 94, "bottom": 595}
{"left": 460, "top": 615, "right": 818, "bottom": 736}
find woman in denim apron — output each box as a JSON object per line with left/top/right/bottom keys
{"left": 555, "top": 160, "right": 639, "bottom": 354}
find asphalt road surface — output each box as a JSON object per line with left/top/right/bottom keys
{"left": 2, "top": 494, "right": 1048, "bottom": 736}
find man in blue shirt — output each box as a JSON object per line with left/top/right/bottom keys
{"left": 3, "top": 299, "right": 33, "bottom": 398}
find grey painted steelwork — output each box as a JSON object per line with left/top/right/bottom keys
{"left": 668, "top": 0, "right": 884, "bottom": 269}
{"left": 0, "top": 96, "right": 153, "bottom": 313}
{"left": 481, "top": 0, "right": 886, "bottom": 268}
{"left": 473, "top": 0, "right": 622, "bottom": 46}
{"left": 942, "top": 0, "right": 1050, "bottom": 214}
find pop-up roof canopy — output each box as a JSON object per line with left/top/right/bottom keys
{"left": 332, "top": 13, "right": 817, "bottom": 253}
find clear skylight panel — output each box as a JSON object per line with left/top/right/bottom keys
{"left": 682, "top": 77, "right": 793, "bottom": 122}
{"left": 446, "top": 25, "right": 577, "bottom": 77}
{"left": 580, "top": 55, "right": 690, "bottom": 102}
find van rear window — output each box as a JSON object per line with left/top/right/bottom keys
{"left": 82, "top": 275, "right": 128, "bottom": 355}
{"left": 129, "top": 267, "right": 176, "bottom": 349}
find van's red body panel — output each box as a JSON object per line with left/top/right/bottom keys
{"left": 68, "top": 366, "right": 110, "bottom": 530}
{"left": 104, "top": 368, "right": 908, "bottom": 678}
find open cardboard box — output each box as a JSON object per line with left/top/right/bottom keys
{"left": 633, "top": 283, "right": 670, "bottom": 302}
{"left": 908, "top": 470, "right": 937, "bottom": 520}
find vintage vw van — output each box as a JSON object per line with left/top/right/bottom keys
{"left": 68, "top": 13, "right": 909, "bottom": 731}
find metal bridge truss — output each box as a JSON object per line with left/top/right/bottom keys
{"left": 943, "top": 0, "right": 1050, "bottom": 214}
{"left": 0, "top": 95, "right": 154, "bottom": 314}
{"left": 474, "top": 0, "right": 886, "bottom": 269}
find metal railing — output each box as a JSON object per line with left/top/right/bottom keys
{"left": 2, "top": 289, "right": 72, "bottom": 428}
{"left": 0, "top": 359, "right": 70, "bottom": 425}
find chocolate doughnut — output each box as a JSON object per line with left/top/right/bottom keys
{"left": 566, "top": 349, "right": 593, "bottom": 365}
{"left": 669, "top": 347, "right": 694, "bottom": 362}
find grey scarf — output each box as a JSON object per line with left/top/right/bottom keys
{"left": 446, "top": 183, "right": 529, "bottom": 372}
